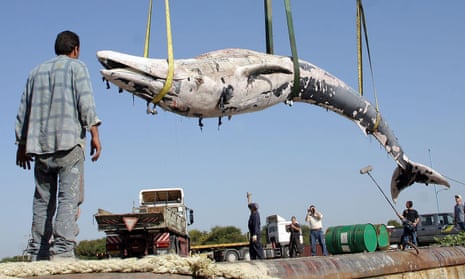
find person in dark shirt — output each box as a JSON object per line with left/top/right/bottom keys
{"left": 397, "top": 200, "right": 419, "bottom": 249}
{"left": 288, "top": 216, "right": 302, "bottom": 257}
{"left": 454, "top": 195, "right": 465, "bottom": 230}
{"left": 248, "top": 202, "right": 264, "bottom": 260}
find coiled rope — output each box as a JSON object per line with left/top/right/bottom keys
{"left": 0, "top": 254, "right": 277, "bottom": 279}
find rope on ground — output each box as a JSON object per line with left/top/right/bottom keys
{"left": 0, "top": 254, "right": 278, "bottom": 279}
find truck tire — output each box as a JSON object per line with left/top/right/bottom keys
{"left": 224, "top": 250, "right": 240, "bottom": 262}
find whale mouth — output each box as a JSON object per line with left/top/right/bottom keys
{"left": 97, "top": 50, "right": 167, "bottom": 101}
{"left": 100, "top": 67, "right": 163, "bottom": 102}
{"left": 98, "top": 56, "right": 128, "bottom": 70}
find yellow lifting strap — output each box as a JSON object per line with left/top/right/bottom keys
{"left": 356, "top": 0, "right": 381, "bottom": 130}
{"left": 144, "top": 0, "right": 175, "bottom": 104}
{"left": 143, "top": 0, "right": 153, "bottom": 58}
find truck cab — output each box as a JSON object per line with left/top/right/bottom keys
{"left": 416, "top": 212, "right": 458, "bottom": 245}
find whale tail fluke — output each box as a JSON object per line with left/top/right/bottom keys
{"left": 391, "top": 161, "right": 450, "bottom": 203}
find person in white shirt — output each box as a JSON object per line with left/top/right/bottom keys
{"left": 305, "top": 205, "right": 328, "bottom": 256}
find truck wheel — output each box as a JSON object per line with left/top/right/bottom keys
{"left": 224, "top": 250, "right": 240, "bottom": 262}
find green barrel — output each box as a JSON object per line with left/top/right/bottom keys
{"left": 375, "top": 224, "right": 390, "bottom": 250}
{"left": 325, "top": 224, "right": 377, "bottom": 254}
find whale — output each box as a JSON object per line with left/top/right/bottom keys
{"left": 96, "top": 48, "right": 449, "bottom": 202}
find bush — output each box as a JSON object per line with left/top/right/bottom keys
{"left": 435, "top": 231, "right": 465, "bottom": 246}
{"left": 75, "top": 238, "right": 106, "bottom": 259}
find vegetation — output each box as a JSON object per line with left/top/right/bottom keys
{"left": 0, "top": 255, "right": 30, "bottom": 263}
{"left": 435, "top": 231, "right": 465, "bottom": 246}
{"left": 387, "top": 219, "right": 402, "bottom": 227}
{"left": 75, "top": 238, "right": 106, "bottom": 259}
{"left": 190, "top": 226, "right": 247, "bottom": 245}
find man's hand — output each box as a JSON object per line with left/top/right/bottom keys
{"left": 16, "top": 144, "right": 33, "bottom": 170}
{"left": 90, "top": 125, "right": 102, "bottom": 162}
{"left": 252, "top": 235, "right": 257, "bottom": 242}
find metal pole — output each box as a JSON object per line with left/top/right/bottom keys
{"left": 360, "top": 165, "right": 400, "bottom": 217}
{"left": 429, "top": 148, "right": 440, "bottom": 214}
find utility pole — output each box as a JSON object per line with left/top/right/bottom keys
{"left": 429, "top": 149, "right": 440, "bottom": 214}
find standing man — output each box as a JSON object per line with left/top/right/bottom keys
{"left": 454, "top": 195, "right": 465, "bottom": 231}
{"left": 305, "top": 205, "right": 328, "bottom": 256}
{"left": 247, "top": 192, "right": 264, "bottom": 260}
{"left": 288, "top": 216, "right": 302, "bottom": 257}
{"left": 15, "top": 30, "right": 102, "bottom": 261}
{"left": 397, "top": 200, "right": 419, "bottom": 249}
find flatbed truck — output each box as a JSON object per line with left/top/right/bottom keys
{"left": 190, "top": 215, "right": 303, "bottom": 262}
{"left": 94, "top": 187, "right": 194, "bottom": 258}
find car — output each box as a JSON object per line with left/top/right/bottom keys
{"left": 389, "top": 212, "right": 462, "bottom": 247}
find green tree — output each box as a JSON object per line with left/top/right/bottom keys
{"left": 202, "top": 226, "right": 247, "bottom": 244}
{"left": 75, "top": 238, "right": 106, "bottom": 259}
{"left": 301, "top": 224, "right": 310, "bottom": 245}
{"left": 387, "top": 219, "right": 401, "bottom": 227}
{"left": 189, "top": 229, "right": 210, "bottom": 246}
{"left": 190, "top": 226, "right": 247, "bottom": 246}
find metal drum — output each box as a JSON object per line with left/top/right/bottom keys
{"left": 374, "top": 224, "right": 390, "bottom": 250}
{"left": 325, "top": 224, "right": 377, "bottom": 254}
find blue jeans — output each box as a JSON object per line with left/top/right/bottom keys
{"left": 310, "top": 229, "right": 328, "bottom": 256}
{"left": 457, "top": 222, "right": 465, "bottom": 231}
{"left": 401, "top": 222, "right": 418, "bottom": 247}
{"left": 28, "top": 146, "right": 84, "bottom": 260}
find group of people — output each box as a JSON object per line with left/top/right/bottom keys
{"left": 395, "top": 195, "right": 465, "bottom": 250}
{"left": 248, "top": 195, "right": 465, "bottom": 259}
{"left": 16, "top": 30, "right": 465, "bottom": 262}
{"left": 247, "top": 201, "right": 328, "bottom": 259}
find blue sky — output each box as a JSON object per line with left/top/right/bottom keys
{"left": 1, "top": 1, "right": 464, "bottom": 258}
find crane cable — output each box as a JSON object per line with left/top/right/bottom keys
{"left": 144, "top": 0, "right": 175, "bottom": 104}
{"left": 264, "top": 0, "right": 274, "bottom": 54}
{"left": 357, "top": 0, "right": 381, "bottom": 131}
{"left": 264, "top": 0, "right": 300, "bottom": 100}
